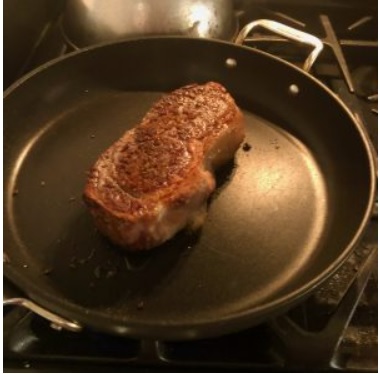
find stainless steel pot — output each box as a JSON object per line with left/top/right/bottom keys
{"left": 61, "top": 0, "right": 238, "bottom": 49}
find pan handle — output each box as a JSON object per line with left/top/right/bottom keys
{"left": 234, "top": 19, "right": 324, "bottom": 72}
{"left": 3, "top": 281, "right": 82, "bottom": 332}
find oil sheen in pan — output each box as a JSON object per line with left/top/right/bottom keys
{"left": 7, "top": 90, "right": 328, "bottom": 319}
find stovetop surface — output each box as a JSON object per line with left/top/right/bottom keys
{"left": 4, "top": 1, "right": 378, "bottom": 372}
{"left": 4, "top": 225, "right": 377, "bottom": 372}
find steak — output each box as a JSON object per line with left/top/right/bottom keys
{"left": 83, "top": 82, "right": 245, "bottom": 250}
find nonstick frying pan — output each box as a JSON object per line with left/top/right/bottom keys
{"left": 4, "top": 21, "right": 375, "bottom": 340}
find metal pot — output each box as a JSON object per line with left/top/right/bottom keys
{"left": 61, "top": 0, "right": 238, "bottom": 49}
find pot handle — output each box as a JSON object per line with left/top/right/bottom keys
{"left": 234, "top": 19, "right": 324, "bottom": 72}
{"left": 3, "top": 281, "right": 82, "bottom": 332}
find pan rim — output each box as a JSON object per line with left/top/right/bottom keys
{"left": 4, "top": 36, "right": 376, "bottom": 339}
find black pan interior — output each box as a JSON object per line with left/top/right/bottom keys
{"left": 4, "top": 38, "right": 374, "bottom": 339}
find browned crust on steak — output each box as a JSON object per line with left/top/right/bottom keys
{"left": 84, "top": 82, "right": 244, "bottom": 250}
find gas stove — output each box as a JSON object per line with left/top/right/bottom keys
{"left": 3, "top": 1, "right": 378, "bottom": 372}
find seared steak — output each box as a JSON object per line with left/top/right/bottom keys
{"left": 84, "top": 82, "right": 244, "bottom": 250}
